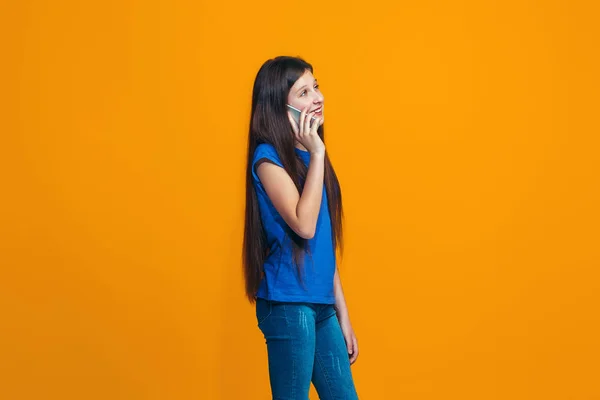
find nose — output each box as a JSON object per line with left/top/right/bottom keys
{"left": 312, "top": 91, "right": 324, "bottom": 104}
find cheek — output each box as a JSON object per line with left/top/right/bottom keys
{"left": 289, "top": 99, "right": 311, "bottom": 110}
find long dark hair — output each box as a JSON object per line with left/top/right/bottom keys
{"left": 243, "top": 56, "right": 344, "bottom": 304}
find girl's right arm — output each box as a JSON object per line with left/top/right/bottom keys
{"left": 256, "top": 109, "right": 325, "bottom": 239}
{"left": 256, "top": 151, "right": 324, "bottom": 239}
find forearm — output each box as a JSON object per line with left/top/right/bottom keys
{"left": 296, "top": 152, "right": 325, "bottom": 235}
{"left": 333, "top": 266, "right": 350, "bottom": 321}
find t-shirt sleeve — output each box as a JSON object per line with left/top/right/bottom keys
{"left": 252, "top": 143, "right": 285, "bottom": 184}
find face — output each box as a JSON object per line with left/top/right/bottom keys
{"left": 287, "top": 70, "right": 324, "bottom": 123}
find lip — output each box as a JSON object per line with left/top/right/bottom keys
{"left": 311, "top": 106, "right": 323, "bottom": 113}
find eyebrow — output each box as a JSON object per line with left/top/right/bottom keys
{"left": 296, "top": 79, "right": 318, "bottom": 93}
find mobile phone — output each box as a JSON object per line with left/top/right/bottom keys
{"left": 287, "top": 104, "right": 317, "bottom": 127}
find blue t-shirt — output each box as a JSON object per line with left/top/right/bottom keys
{"left": 251, "top": 143, "right": 336, "bottom": 304}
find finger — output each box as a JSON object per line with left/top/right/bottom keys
{"left": 287, "top": 112, "right": 299, "bottom": 134}
{"left": 304, "top": 110, "right": 314, "bottom": 134}
{"left": 299, "top": 107, "right": 308, "bottom": 134}
{"left": 347, "top": 336, "right": 357, "bottom": 364}
{"left": 311, "top": 116, "right": 321, "bottom": 133}
{"left": 303, "top": 105, "right": 314, "bottom": 132}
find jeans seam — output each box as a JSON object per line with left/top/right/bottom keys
{"left": 315, "top": 347, "right": 335, "bottom": 400}
{"left": 282, "top": 303, "right": 296, "bottom": 399}
{"left": 257, "top": 300, "right": 272, "bottom": 326}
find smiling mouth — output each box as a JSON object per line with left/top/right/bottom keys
{"left": 312, "top": 107, "right": 323, "bottom": 113}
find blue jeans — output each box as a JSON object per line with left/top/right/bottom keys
{"left": 256, "top": 298, "right": 359, "bottom": 399}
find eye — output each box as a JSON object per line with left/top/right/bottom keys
{"left": 300, "top": 84, "right": 319, "bottom": 97}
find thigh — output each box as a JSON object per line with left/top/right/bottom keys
{"left": 256, "top": 299, "right": 317, "bottom": 400}
{"left": 311, "top": 305, "right": 359, "bottom": 400}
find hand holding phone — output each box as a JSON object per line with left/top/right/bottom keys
{"left": 287, "top": 104, "right": 317, "bottom": 128}
{"left": 286, "top": 104, "right": 325, "bottom": 155}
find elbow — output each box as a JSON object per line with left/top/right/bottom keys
{"left": 301, "top": 230, "right": 316, "bottom": 240}
{"left": 295, "top": 225, "right": 316, "bottom": 240}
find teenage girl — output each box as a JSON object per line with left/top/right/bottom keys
{"left": 243, "top": 56, "right": 359, "bottom": 399}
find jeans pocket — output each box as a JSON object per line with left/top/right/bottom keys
{"left": 255, "top": 298, "right": 272, "bottom": 326}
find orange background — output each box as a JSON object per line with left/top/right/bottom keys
{"left": 2, "top": 0, "right": 599, "bottom": 399}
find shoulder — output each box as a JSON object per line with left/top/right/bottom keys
{"left": 254, "top": 143, "right": 278, "bottom": 158}
{"left": 253, "top": 143, "right": 283, "bottom": 167}
{"left": 252, "top": 143, "right": 284, "bottom": 183}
